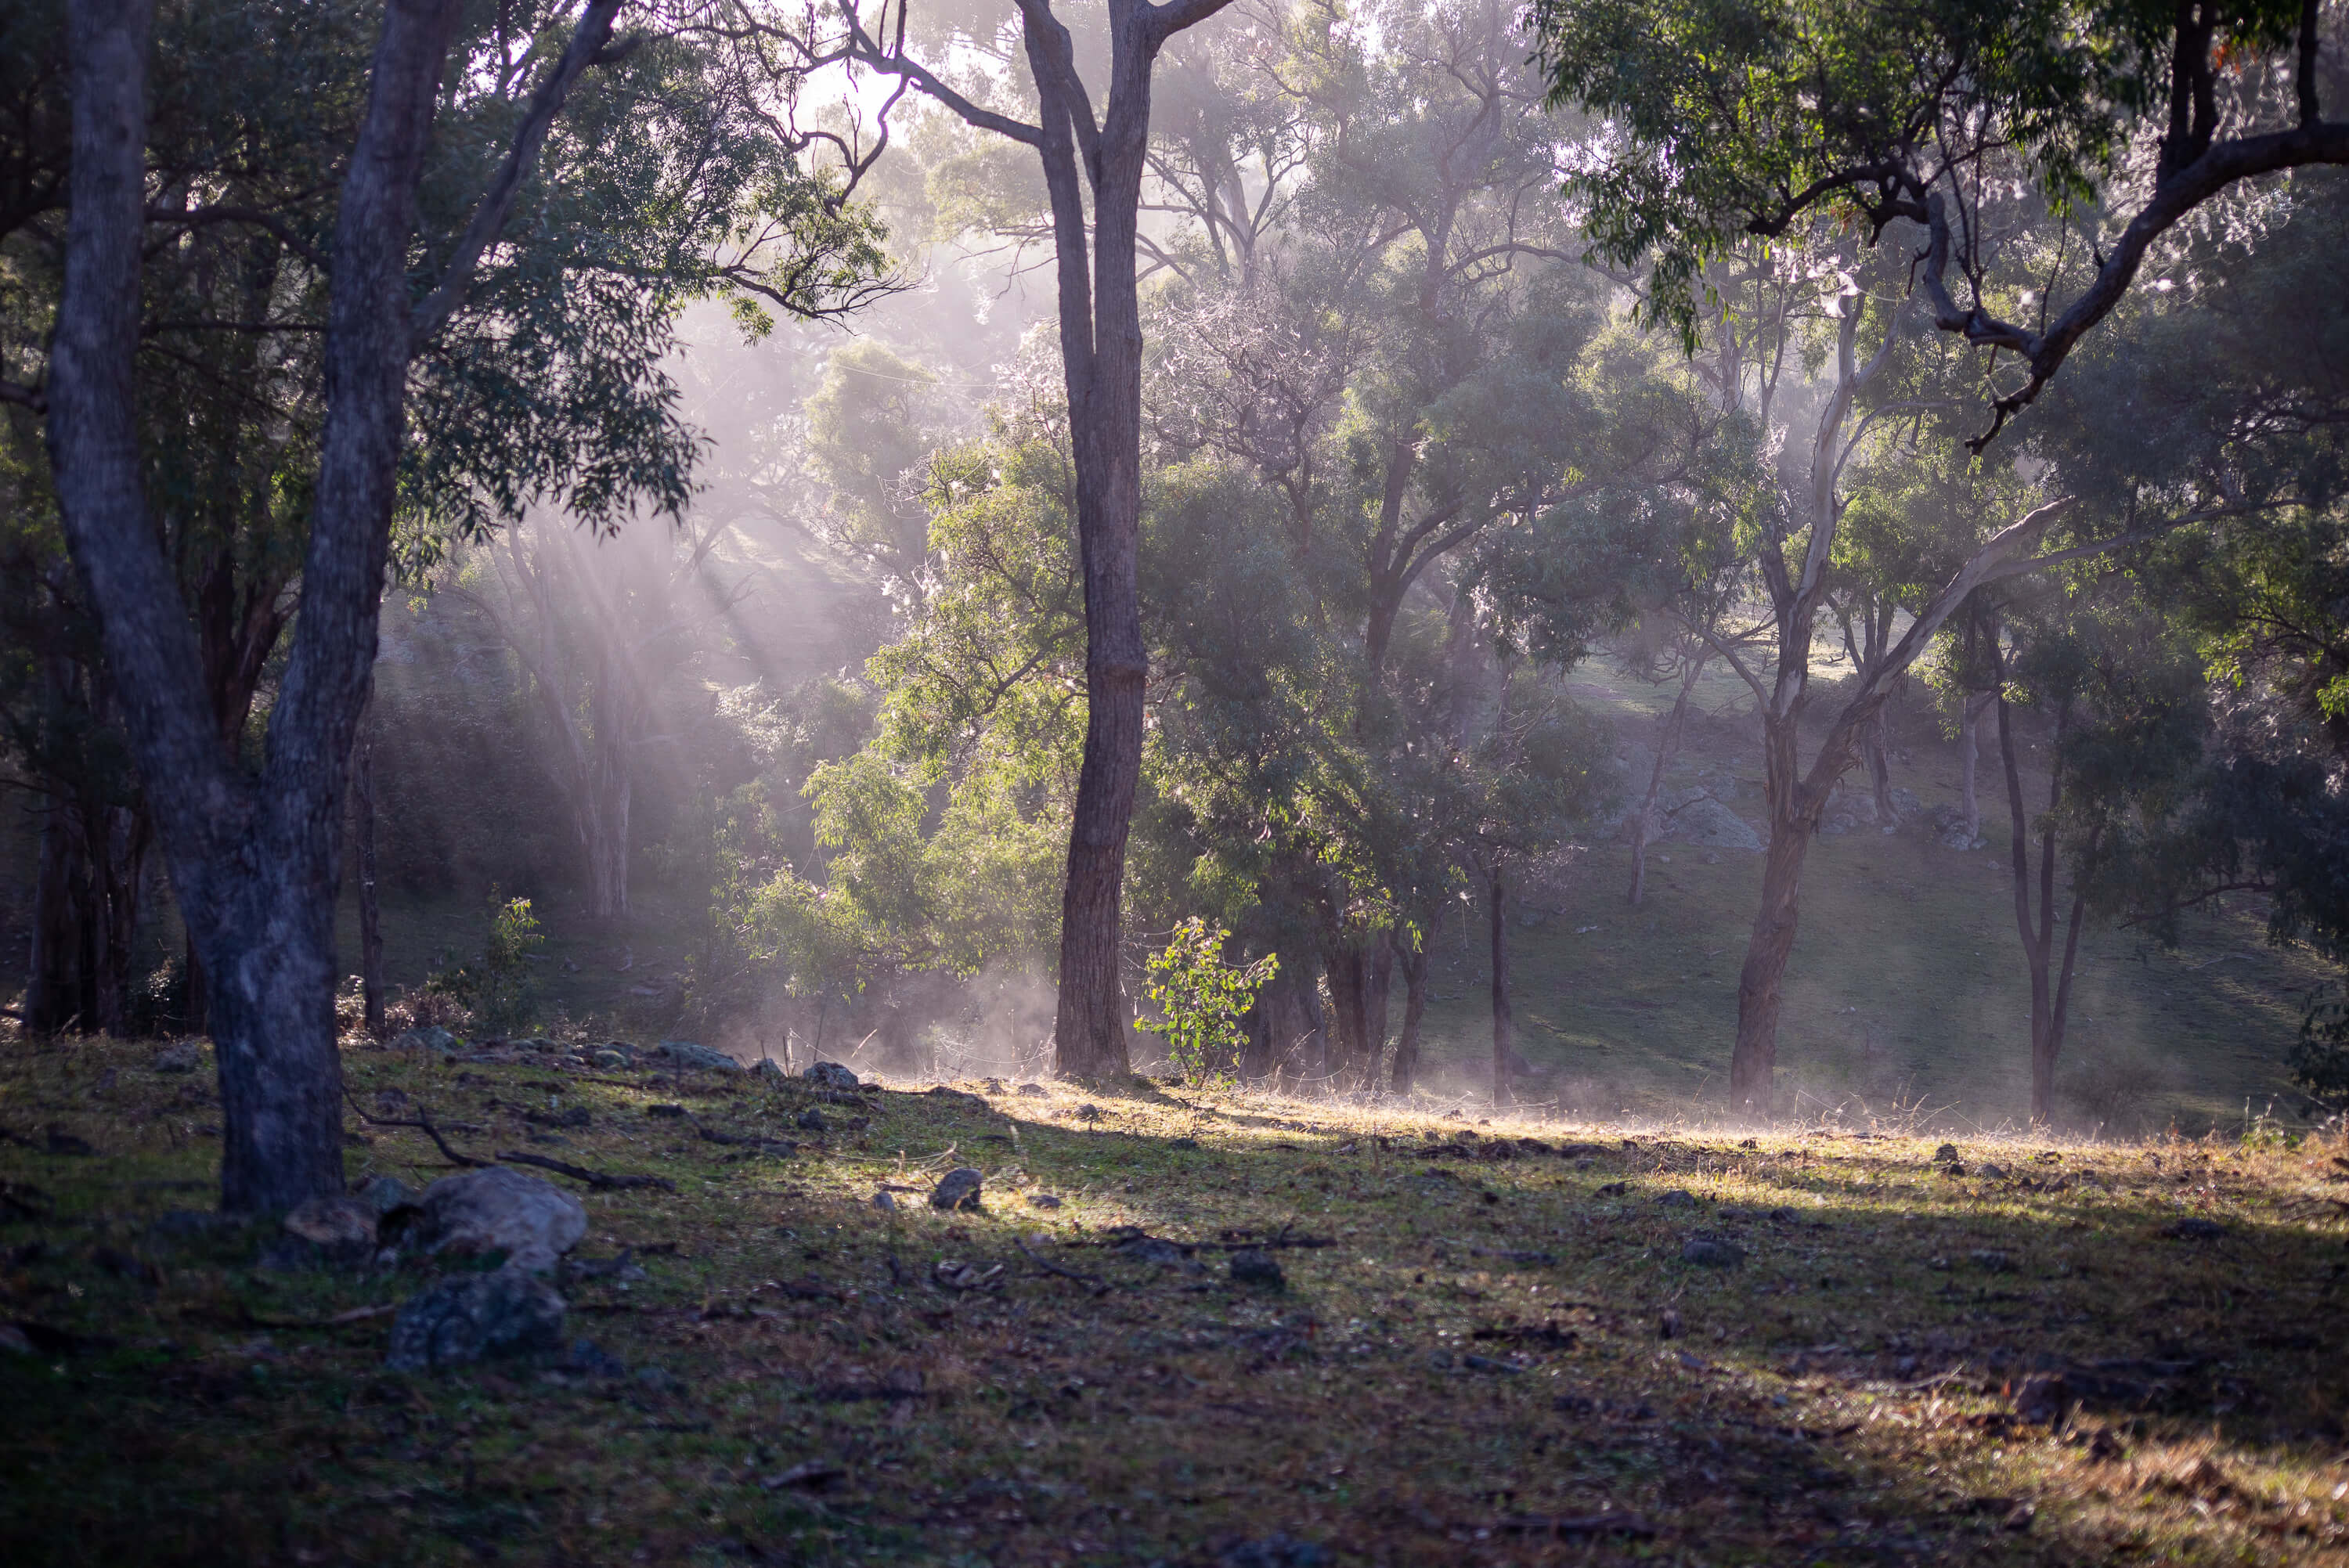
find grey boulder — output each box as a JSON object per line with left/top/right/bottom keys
{"left": 1681, "top": 1238, "right": 1746, "bottom": 1267}
{"left": 656, "top": 1039, "right": 741, "bottom": 1072}
{"left": 384, "top": 1267, "right": 567, "bottom": 1372}
{"left": 409, "top": 1167, "right": 587, "bottom": 1274}
{"left": 804, "top": 1062, "right": 861, "bottom": 1090}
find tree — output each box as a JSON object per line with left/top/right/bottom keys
{"left": 39, "top": 0, "right": 888, "bottom": 1212}
{"left": 832, "top": 0, "right": 1245, "bottom": 1080}
{"left": 1530, "top": 0, "right": 2349, "bottom": 445}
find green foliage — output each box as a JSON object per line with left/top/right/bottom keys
{"left": 1135, "top": 918, "right": 1278, "bottom": 1088}
{"left": 1526, "top": 0, "right": 2311, "bottom": 346}
{"left": 424, "top": 895, "right": 546, "bottom": 1036}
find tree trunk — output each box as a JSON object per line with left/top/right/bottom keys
{"left": 1247, "top": 958, "right": 1324, "bottom": 1083}
{"left": 1958, "top": 690, "right": 1991, "bottom": 842}
{"left": 1391, "top": 940, "right": 1428, "bottom": 1094}
{"left": 1997, "top": 684, "right": 2087, "bottom": 1126}
{"left": 25, "top": 797, "right": 86, "bottom": 1035}
{"left": 352, "top": 719, "right": 386, "bottom": 1036}
{"left": 1489, "top": 863, "right": 1515, "bottom": 1107}
{"left": 45, "top": 0, "right": 545, "bottom": 1212}
{"left": 1320, "top": 931, "right": 1394, "bottom": 1088}
{"left": 89, "top": 801, "right": 150, "bottom": 1035}
{"left": 1629, "top": 651, "right": 1708, "bottom": 904}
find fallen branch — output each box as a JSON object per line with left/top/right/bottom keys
{"left": 342, "top": 1091, "right": 489, "bottom": 1167}
{"left": 1018, "top": 1237, "right": 1111, "bottom": 1295}
{"left": 496, "top": 1150, "right": 677, "bottom": 1192}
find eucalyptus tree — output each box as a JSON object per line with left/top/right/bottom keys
{"left": 1531, "top": 0, "right": 2349, "bottom": 445}
{"left": 35, "top": 0, "right": 889, "bottom": 1212}
{"left": 821, "top": 0, "right": 1245, "bottom": 1081}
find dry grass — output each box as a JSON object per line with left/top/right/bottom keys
{"left": 3, "top": 1031, "right": 2346, "bottom": 1566}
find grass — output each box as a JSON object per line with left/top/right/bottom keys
{"left": 1401, "top": 661, "right": 2331, "bottom": 1135}
{"left": 5, "top": 1030, "right": 2347, "bottom": 1566}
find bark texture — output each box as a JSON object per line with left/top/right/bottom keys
{"left": 45, "top": 0, "right": 615, "bottom": 1211}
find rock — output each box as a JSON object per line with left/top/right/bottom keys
{"left": 1229, "top": 1248, "right": 1285, "bottom": 1290}
{"left": 1016, "top": 1083, "right": 1048, "bottom": 1098}
{"left": 1591, "top": 1181, "right": 1629, "bottom": 1199}
{"left": 1681, "top": 1238, "right": 1745, "bottom": 1267}
{"left": 389, "top": 1025, "right": 460, "bottom": 1055}
{"left": 796, "top": 1108, "right": 828, "bottom": 1133}
{"left": 645, "top": 1103, "right": 687, "bottom": 1119}
{"left": 1969, "top": 1249, "right": 2015, "bottom": 1272}
{"left": 1933, "top": 1143, "right": 1961, "bottom": 1164}
{"left": 1657, "top": 791, "right": 1763, "bottom": 852}
{"left": 929, "top": 1167, "right": 984, "bottom": 1212}
{"left": 151, "top": 1041, "right": 204, "bottom": 1074}
{"left": 926, "top": 1084, "right": 990, "bottom": 1109}
{"left": 2160, "top": 1218, "right": 2229, "bottom": 1242}
{"left": 1216, "top": 1532, "right": 1330, "bottom": 1568}
{"left": 804, "top": 1062, "right": 861, "bottom": 1090}
{"left": 561, "top": 1338, "right": 628, "bottom": 1378}
{"left": 518, "top": 1036, "right": 560, "bottom": 1054}
{"left": 655, "top": 1040, "right": 740, "bottom": 1072}
{"left": 384, "top": 1267, "right": 567, "bottom": 1372}
{"left": 590, "top": 1049, "right": 629, "bottom": 1070}
{"left": 409, "top": 1167, "right": 588, "bottom": 1274}
{"left": 1658, "top": 1307, "right": 1681, "bottom": 1339}
{"left": 283, "top": 1195, "right": 380, "bottom": 1253}
{"left": 751, "top": 1058, "right": 785, "bottom": 1082}
{"left": 1027, "top": 1194, "right": 1063, "bottom": 1209}
{"left": 1655, "top": 1189, "right": 1698, "bottom": 1209}
{"left": 1976, "top": 1162, "right": 2008, "bottom": 1181}
{"left": 872, "top": 1191, "right": 895, "bottom": 1211}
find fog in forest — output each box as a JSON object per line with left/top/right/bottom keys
{"left": 9, "top": 0, "right": 2348, "bottom": 1144}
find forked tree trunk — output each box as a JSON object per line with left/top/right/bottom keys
{"left": 48, "top": 0, "right": 615, "bottom": 1212}
{"left": 1390, "top": 941, "right": 1428, "bottom": 1094}
{"left": 1489, "top": 864, "right": 1515, "bottom": 1107}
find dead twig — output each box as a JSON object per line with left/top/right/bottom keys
{"left": 496, "top": 1151, "right": 677, "bottom": 1192}
{"left": 342, "top": 1090, "right": 489, "bottom": 1167}
{"left": 1017, "top": 1237, "right": 1111, "bottom": 1295}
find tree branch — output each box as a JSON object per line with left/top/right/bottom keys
{"left": 410, "top": 0, "right": 626, "bottom": 346}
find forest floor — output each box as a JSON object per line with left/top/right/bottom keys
{"left": 4, "top": 1032, "right": 2347, "bottom": 1566}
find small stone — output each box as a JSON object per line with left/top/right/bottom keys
{"left": 2160, "top": 1218, "right": 2228, "bottom": 1242}
{"left": 1229, "top": 1248, "right": 1285, "bottom": 1290}
{"left": 872, "top": 1191, "right": 896, "bottom": 1212}
{"left": 384, "top": 1267, "right": 566, "bottom": 1372}
{"left": 1976, "top": 1162, "right": 2008, "bottom": 1181}
{"left": 1016, "top": 1083, "right": 1048, "bottom": 1098}
{"left": 389, "top": 1025, "right": 460, "bottom": 1055}
{"left": 283, "top": 1196, "right": 379, "bottom": 1252}
{"left": 796, "top": 1108, "right": 828, "bottom": 1133}
{"left": 1933, "top": 1143, "right": 1961, "bottom": 1163}
{"left": 930, "top": 1168, "right": 984, "bottom": 1212}
{"left": 1027, "top": 1194, "right": 1063, "bottom": 1210}
{"left": 152, "top": 1040, "right": 204, "bottom": 1074}
{"left": 1969, "top": 1249, "right": 2015, "bottom": 1272}
{"left": 1591, "top": 1181, "right": 1629, "bottom": 1199}
{"left": 1681, "top": 1238, "right": 1745, "bottom": 1267}
{"left": 1076, "top": 1103, "right": 1102, "bottom": 1121}
{"left": 804, "top": 1062, "right": 860, "bottom": 1090}
{"left": 646, "top": 1104, "right": 688, "bottom": 1119}
{"left": 1168, "top": 1136, "right": 1200, "bottom": 1151}
{"left": 751, "top": 1058, "right": 785, "bottom": 1082}
{"left": 561, "top": 1338, "right": 628, "bottom": 1378}
{"left": 1655, "top": 1190, "right": 1698, "bottom": 1209}
{"left": 656, "top": 1040, "right": 740, "bottom": 1072}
